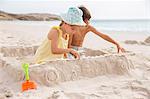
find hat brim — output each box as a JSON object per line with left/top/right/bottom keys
{"left": 60, "top": 13, "right": 86, "bottom": 26}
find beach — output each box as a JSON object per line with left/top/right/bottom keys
{"left": 0, "top": 21, "right": 150, "bottom": 99}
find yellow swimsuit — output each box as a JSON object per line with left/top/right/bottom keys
{"left": 34, "top": 26, "right": 69, "bottom": 64}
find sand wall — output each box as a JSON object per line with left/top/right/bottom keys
{"left": 0, "top": 46, "right": 134, "bottom": 86}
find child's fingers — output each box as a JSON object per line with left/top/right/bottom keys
{"left": 120, "top": 48, "right": 126, "bottom": 53}
{"left": 120, "top": 47, "right": 124, "bottom": 52}
{"left": 70, "top": 51, "right": 80, "bottom": 59}
{"left": 74, "top": 53, "right": 80, "bottom": 59}
{"left": 118, "top": 48, "right": 120, "bottom": 53}
{"left": 117, "top": 46, "right": 120, "bottom": 53}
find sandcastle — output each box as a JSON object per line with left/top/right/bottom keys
{"left": 0, "top": 46, "right": 134, "bottom": 86}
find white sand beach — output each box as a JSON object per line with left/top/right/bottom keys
{"left": 0, "top": 21, "right": 150, "bottom": 99}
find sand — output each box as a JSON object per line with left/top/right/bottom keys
{"left": 0, "top": 21, "right": 150, "bottom": 99}
{"left": 144, "top": 36, "right": 150, "bottom": 43}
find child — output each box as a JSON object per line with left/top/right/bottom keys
{"left": 68, "top": 6, "right": 125, "bottom": 54}
{"left": 34, "top": 7, "right": 85, "bottom": 64}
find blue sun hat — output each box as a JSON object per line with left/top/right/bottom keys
{"left": 60, "top": 7, "right": 86, "bottom": 26}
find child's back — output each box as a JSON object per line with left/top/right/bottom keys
{"left": 71, "top": 26, "right": 89, "bottom": 47}
{"left": 69, "top": 6, "right": 125, "bottom": 53}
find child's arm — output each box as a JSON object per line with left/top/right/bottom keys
{"left": 48, "top": 28, "right": 71, "bottom": 54}
{"left": 48, "top": 28, "right": 80, "bottom": 58}
{"left": 68, "top": 33, "right": 74, "bottom": 48}
{"left": 88, "top": 25, "right": 125, "bottom": 53}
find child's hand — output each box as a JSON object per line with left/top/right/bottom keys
{"left": 70, "top": 49, "right": 80, "bottom": 59}
{"left": 116, "top": 44, "right": 125, "bottom": 53}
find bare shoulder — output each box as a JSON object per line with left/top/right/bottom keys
{"left": 47, "top": 28, "right": 59, "bottom": 40}
{"left": 84, "top": 25, "right": 96, "bottom": 32}
{"left": 88, "top": 25, "right": 96, "bottom": 30}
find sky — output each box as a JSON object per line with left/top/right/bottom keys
{"left": 0, "top": 0, "right": 149, "bottom": 20}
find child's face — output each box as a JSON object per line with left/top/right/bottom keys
{"left": 64, "top": 23, "right": 77, "bottom": 34}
